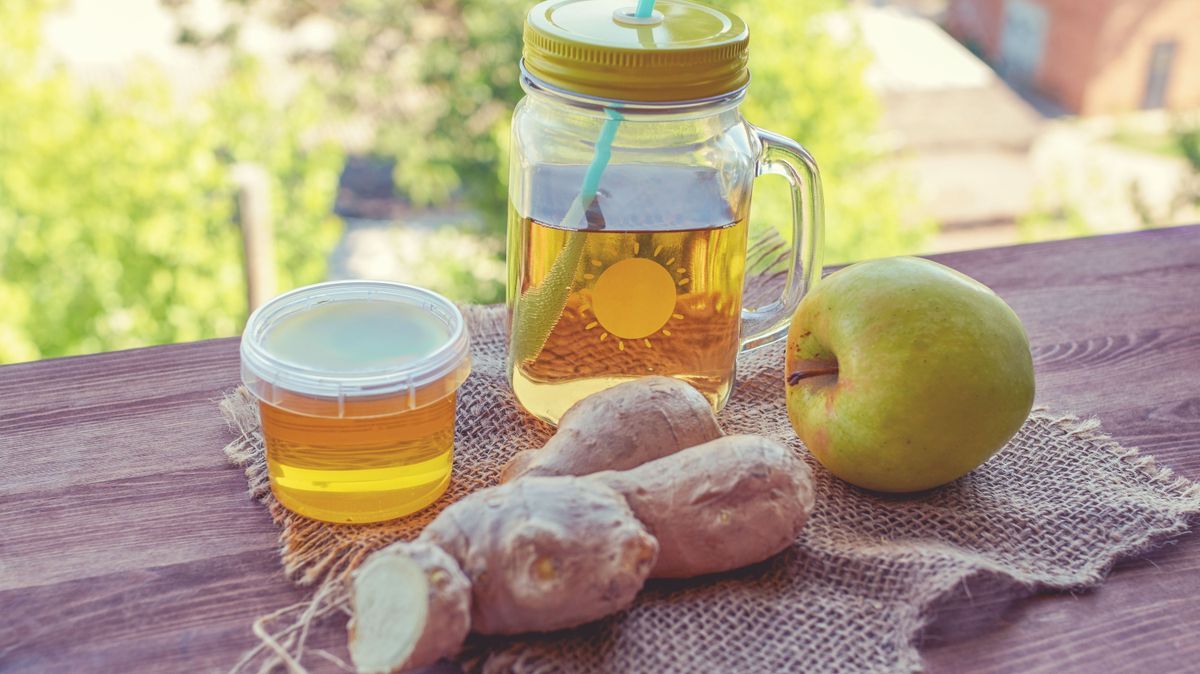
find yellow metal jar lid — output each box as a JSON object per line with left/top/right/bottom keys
{"left": 523, "top": 0, "right": 749, "bottom": 103}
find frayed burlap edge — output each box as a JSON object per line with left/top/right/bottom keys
{"left": 901, "top": 410, "right": 1200, "bottom": 668}
{"left": 453, "top": 410, "right": 1200, "bottom": 674}
{"left": 219, "top": 389, "right": 1200, "bottom": 674}
{"left": 221, "top": 387, "right": 362, "bottom": 674}
{"left": 222, "top": 387, "right": 382, "bottom": 587}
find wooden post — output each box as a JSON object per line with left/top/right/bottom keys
{"left": 233, "top": 163, "right": 276, "bottom": 313}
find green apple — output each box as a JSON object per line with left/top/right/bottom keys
{"left": 785, "top": 257, "right": 1034, "bottom": 492}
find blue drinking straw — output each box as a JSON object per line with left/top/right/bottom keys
{"left": 585, "top": 107, "right": 623, "bottom": 196}
{"left": 558, "top": 1, "right": 654, "bottom": 227}
{"left": 516, "top": 2, "right": 655, "bottom": 361}
{"left": 520, "top": 107, "right": 624, "bottom": 360}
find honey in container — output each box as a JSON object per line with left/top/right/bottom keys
{"left": 240, "top": 281, "right": 471, "bottom": 524}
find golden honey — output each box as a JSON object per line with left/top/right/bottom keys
{"left": 241, "top": 282, "right": 471, "bottom": 524}
{"left": 258, "top": 390, "right": 457, "bottom": 523}
{"left": 508, "top": 165, "right": 748, "bottom": 424}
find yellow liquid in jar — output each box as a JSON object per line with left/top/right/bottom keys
{"left": 257, "top": 300, "right": 459, "bottom": 523}
{"left": 259, "top": 393, "right": 455, "bottom": 523}
{"left": 508, "top": 165, "right": 749, "bottom": 424}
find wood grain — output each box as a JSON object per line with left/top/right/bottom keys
{"left": 1, "top": 225, "right": 1198, "bottom": 674}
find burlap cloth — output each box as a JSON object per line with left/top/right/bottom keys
{"left": 221, "top": 305, "right": 1200, "bottom": 674}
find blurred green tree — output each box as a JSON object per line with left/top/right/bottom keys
{"left": 719, "top": 0, "right": 933, "bottom": 262}
{"left": 169, "top": 0, "right": 526, "bottom": 221}
{"left": 173, "top": 0, "right": 930, "bottom": 262}
{"left": 0, "top": 0, "right": 343, "bottom": 362}
{"left": 1176, "top": 121, "right": 1200, "bottom": 210}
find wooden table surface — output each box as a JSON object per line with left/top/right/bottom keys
{"left": 2, "top": 225, "right": 1198, "bottom": 674}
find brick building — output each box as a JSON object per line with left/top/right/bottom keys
{"left": 946, "top": 0, "right": 1200, "bottom": 115}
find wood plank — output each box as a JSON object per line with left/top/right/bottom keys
{"left": 919, "top": 227, "right": 1200, "bottom": 674}
{"left": 0, "top": 468, "right": 281, "bottom": 591}
{"left": 922, "top": 533, "right": 1200, "bottom": 674}
{"left": 0, "top": 225, "right": 1197, "bottom": 674}
{"left": 0, "top": 550, "right": 316, "bottom": 674}
{"left": 0, "top": 339, "right": 242, "bottom": 496}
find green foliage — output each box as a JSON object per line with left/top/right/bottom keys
{"left": 174, "top": 0, "right": 527, "bottom": 220}
{"left": 1168, "top": 119, "right": 1200, "bottom": 215}
{"left": 1110, "top": 128, "right": 1186, "bottom": 159}
{"left": 1016, "top": 169, "right": 1095, "bottom": 241}
{"left": 1017, "top": 203, "right": 1092, "bottom": 242}
{"left": 1114, "top": 118, "right": 1200, "bottom": 227}
{"left": 717, "top": 0, "right": 933, "bottom": 263}
{"left": 373, "top": 221, "right": 507, "bottom": 305}
{"left": 1177, "top": 122, "right": 1200, "bottom": 175}
{"left": 0, "top": 3, "right": 343, "bottom": 362}
{"left": 3, "top": 0, "right": 933, "bottom": 364}
{"left": 179, "top": 0, "right": 928, "bottom": 264}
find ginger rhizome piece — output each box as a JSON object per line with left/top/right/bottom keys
{"left": 596, "top": 434, "right": 815, "bottom": 578}
{"left": 499, "top": 375, "right": 723, "bottom": 482}
{"left": 421, "top": 477, "right": 660, "bottom": 635}
{"left": 350, "top": 478, "right": 658, "bottom": 672}
{"left": 349, "top": 542, "right": 470, "bottom": 674}
{"left": 349, "top": 379, "right": 816, "bottom": 674}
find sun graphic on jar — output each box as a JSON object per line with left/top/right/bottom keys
{"left": 577, "top": 243, "right": 689, "bottom": 351}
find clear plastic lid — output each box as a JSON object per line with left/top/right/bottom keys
{"left": 240, "top": 281, "right": 471, "bottom": 417}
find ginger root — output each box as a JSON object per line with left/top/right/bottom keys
{"left": 349, "top": 541, "right": 471, "bottom": 674}
{"left": 596, "top": 434, "right": 815, "bottom": 578}
{"left": 350, "top": 478, "right": 657, "bottom": 671}
{"left": 499, "top": 376, "right": 722, "bottom": 482}
{"left": 349, "top": 434, "right": 814, "bottom": 674}
{"left": 419, "top": 477, "right": 659, "bottom": 635}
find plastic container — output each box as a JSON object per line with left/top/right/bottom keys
{"left": 241, "top": 281, "right": 471, "bottom": 524}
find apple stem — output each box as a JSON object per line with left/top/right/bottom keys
{"left": 787, "top": 367, "right": 839, "bottom": 385}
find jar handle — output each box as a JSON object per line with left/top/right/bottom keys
{"left": 739, "top": 126, "right": 825, "bottom": 352}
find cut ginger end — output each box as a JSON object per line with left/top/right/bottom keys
{"left": 349, "top": 554, "right": 429, "bottom": 674}
{"left": 349, "top": 541, "right": 472, "bottom": 674}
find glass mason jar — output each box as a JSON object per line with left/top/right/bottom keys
{"left": 507, "top": 0, "right": 823, "bottom": 425}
